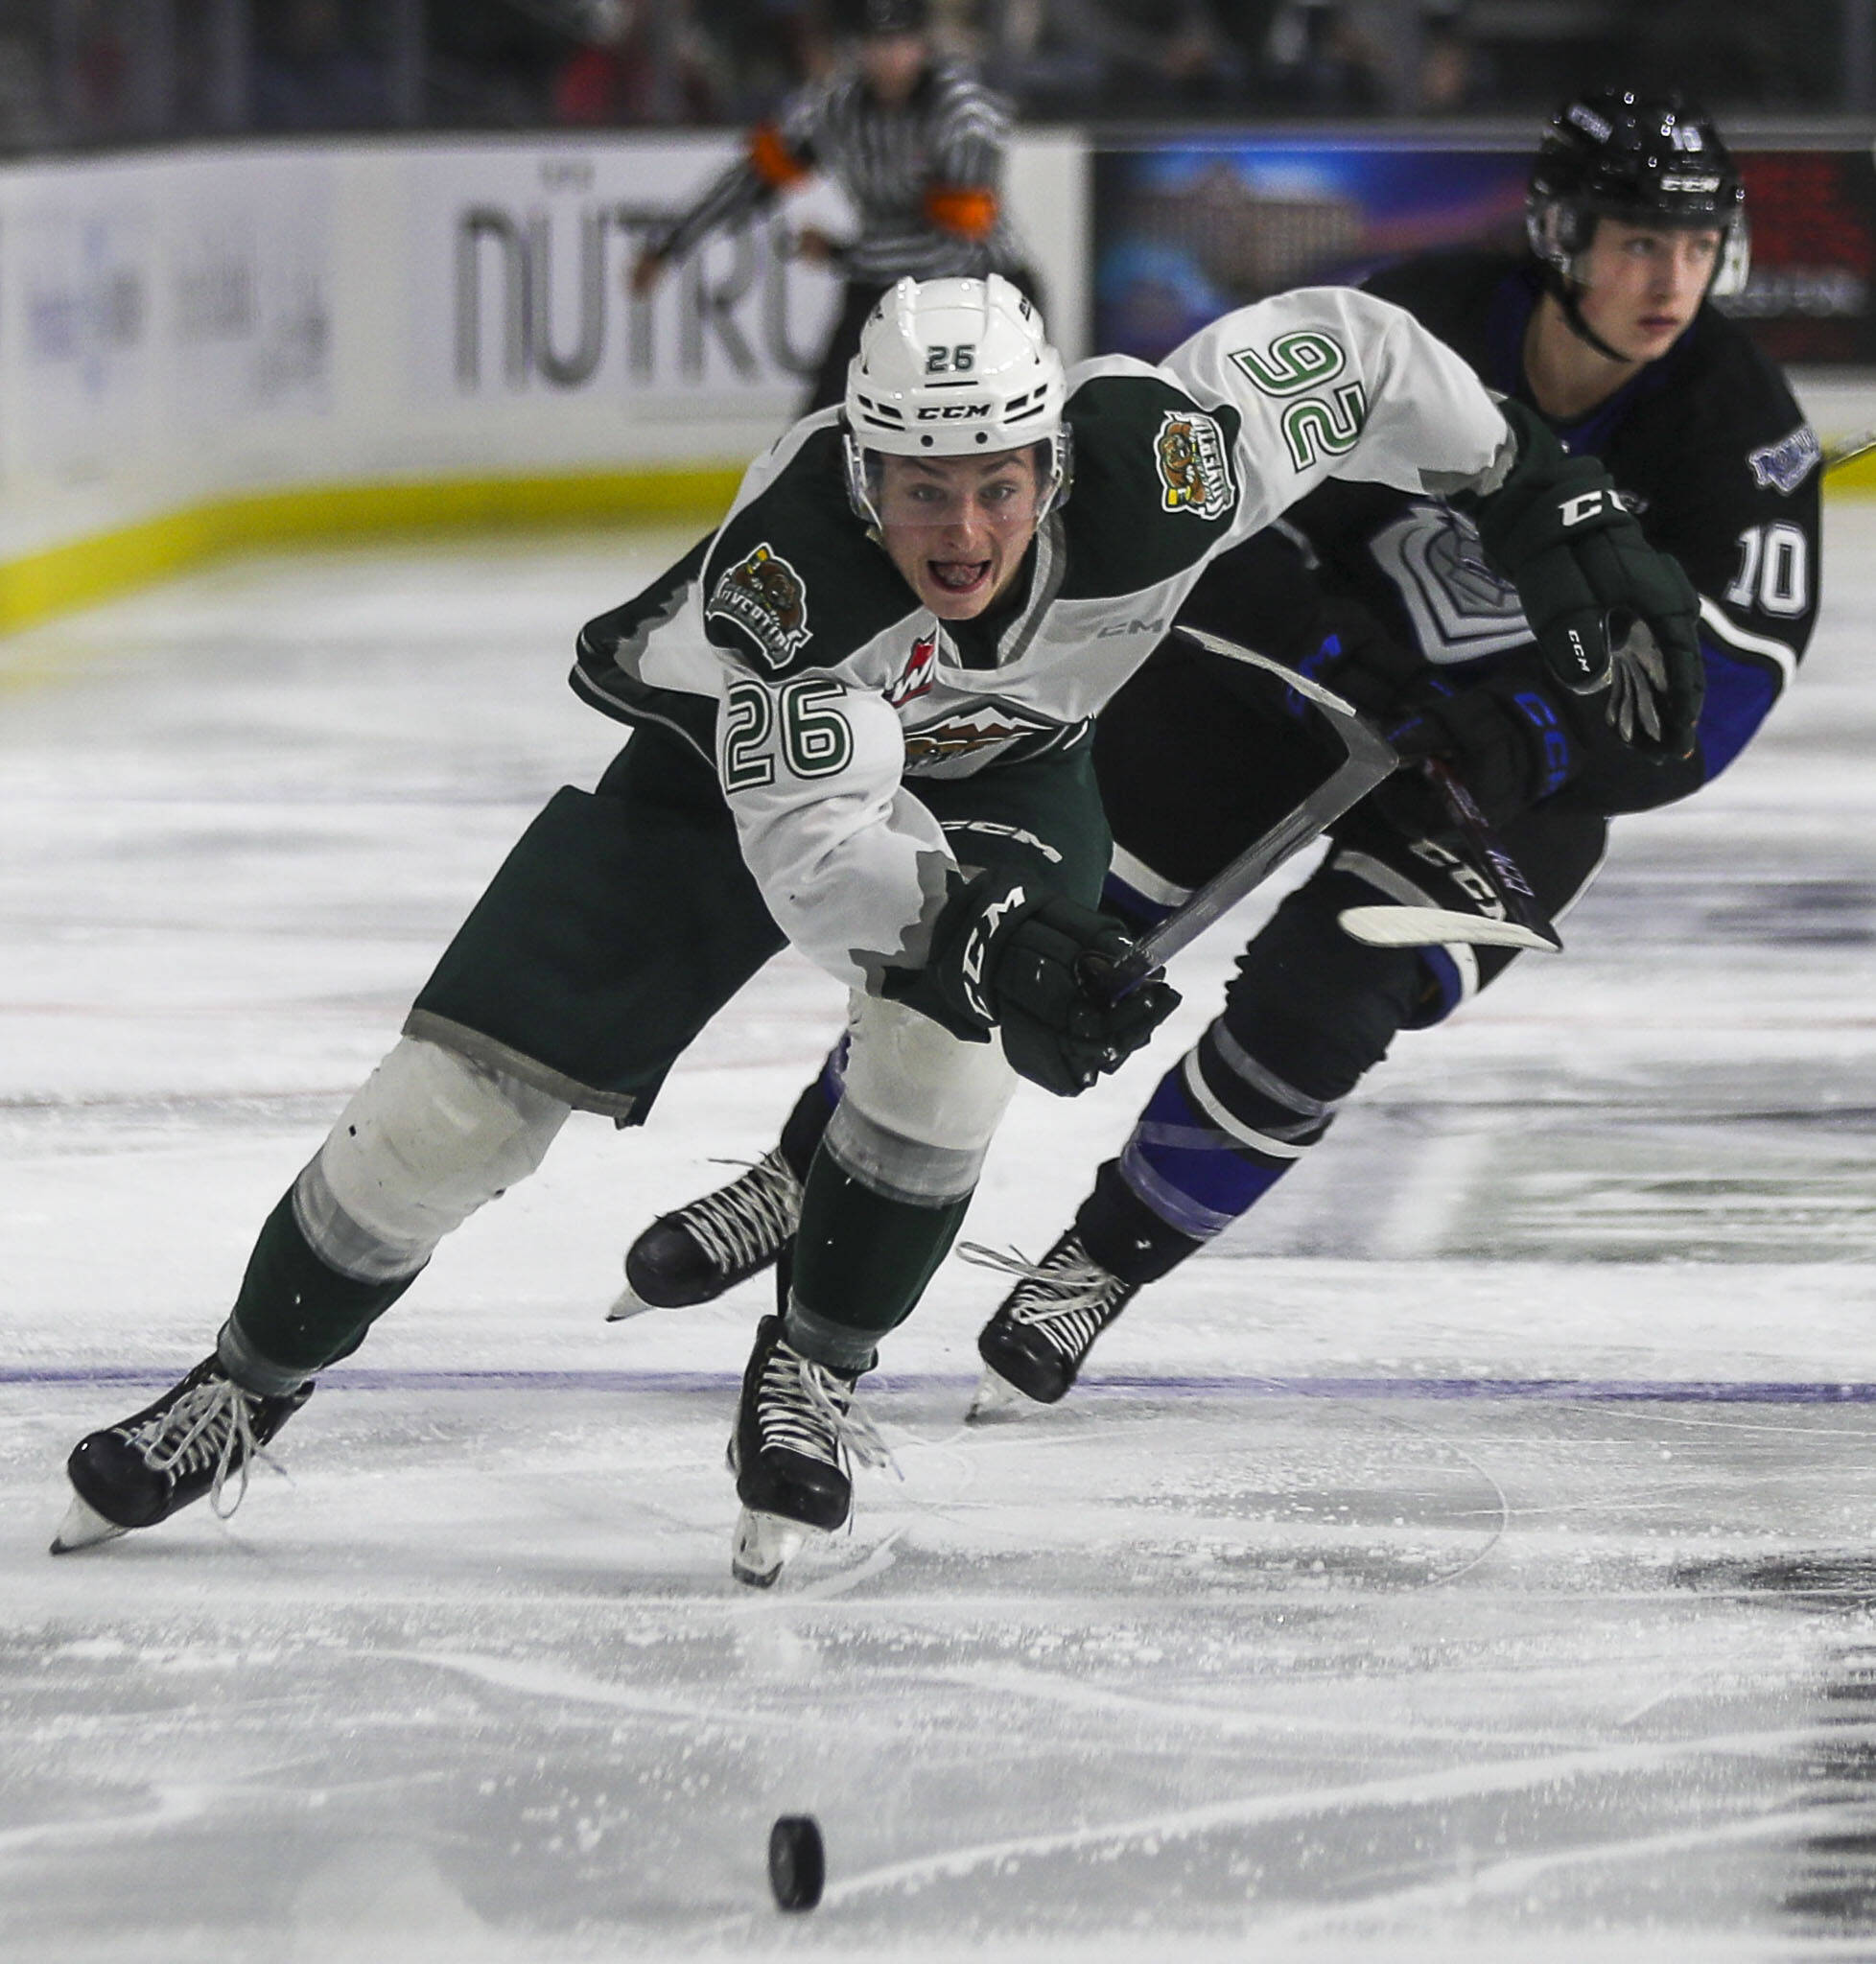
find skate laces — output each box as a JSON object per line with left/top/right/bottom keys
{"left": 759, "top": 1342, "right": 897, "bottom": 1480}
{"left": 683, "top": 1150, "right": 803, "bottom": 1275}
{"left": 128, "top": 1372, "right": 270, "bottom": 1520}
{"left": 959, "top": 1238, "right": 1130, "bottom": 1361}
{"left": 959, "top": 1238, "right": 1125, "bottom": 1321}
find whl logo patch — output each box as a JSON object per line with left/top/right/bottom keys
{"left": 1155, "top": 410, "right": 1235, "bottom": 520}
{"left": 707, "top": 543, "right": 810, "bottom": 670}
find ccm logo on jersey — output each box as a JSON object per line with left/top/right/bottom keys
{"left": 706, "top": 543, "right": 811, "bottom": 670}
{"left": 941, "top": 818, "right": 1064, "bottom": 864}
{"left": 1155, "top": 410, "right": 1236, "bottom": 521}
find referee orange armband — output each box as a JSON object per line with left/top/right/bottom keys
{"left": 925, "top": 185, "right": 999, "bottom": 239}
{"left": 749, "top": 123, "right": 811, "bottom": 190}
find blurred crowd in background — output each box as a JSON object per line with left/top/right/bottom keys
{"left": 0, "top": 0, "right": 1862, "bottom": 152}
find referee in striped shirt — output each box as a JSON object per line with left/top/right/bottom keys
{"left": 630, "top": 0, "right": 1036, "bottom": 411}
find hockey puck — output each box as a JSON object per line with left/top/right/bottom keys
{"left": 768, "top": 1813, "right": 825, "bottom": 1911}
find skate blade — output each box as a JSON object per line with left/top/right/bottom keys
{"left": 731, "top": 1508, "right": 811, "bottom": 1588}
{"left": 605, "top": 1279, "right": 664, "bottom": 1322}
{"left": 50, "top": 1491, "right": 129, "bottom": 1555}
{"left": 965, "top": 1366, "right": 1031, "bottom": 1424}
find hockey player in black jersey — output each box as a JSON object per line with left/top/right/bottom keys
{"left": 618, "top": 88, "right": 1820, "bottom": 1414}
{"left": 631, "top": 0, "right": 1034, "bottom": 412}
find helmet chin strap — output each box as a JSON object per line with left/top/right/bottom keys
{"left": 1548, "top": 268, "right": 1632, "bottom": 366}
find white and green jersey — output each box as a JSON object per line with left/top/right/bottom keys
{"left": 574, "top": 285, "right": 1513, "bottom": 994}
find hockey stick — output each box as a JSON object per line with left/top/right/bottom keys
{"left": 1338, "top": 756, "right": 1562, "bottom": 954}
{"left": 1824, "top": 427, "right": 1876, "bottom": 474}
{"left": 1097, "top": 628, "right": 1557, "bottom": 1000}
{"left": 1095, "top": 628, "right": 1397, "bottom": 998}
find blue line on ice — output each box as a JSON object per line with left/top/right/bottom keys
{"left": 12, "top": 1367, "right": 1876, "bottom": 1402}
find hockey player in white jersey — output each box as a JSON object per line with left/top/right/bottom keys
{"left": 57, "top": 269, "right": 1700, "bottom": 1584}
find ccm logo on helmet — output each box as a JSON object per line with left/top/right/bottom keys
{"left": 917, "top": 402, "right": 994, "bottom": 421}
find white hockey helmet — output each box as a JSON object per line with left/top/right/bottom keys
{"left": 843, "top": 274, "right": 1071, "bottom": 527}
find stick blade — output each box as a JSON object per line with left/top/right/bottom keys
{"left": 1338, "top": 904, "right": 1561, "bottom": 953}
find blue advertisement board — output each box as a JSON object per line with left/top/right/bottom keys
{"left": 1094, "top": 141, "right": 1529, "bottom": 361}
{"left": 1092, "top": 138, "right": 1876, "bottom": 366}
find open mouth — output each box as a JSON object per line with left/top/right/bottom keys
{"left": 930, "top": 558, "right": 992, "bottom": 596}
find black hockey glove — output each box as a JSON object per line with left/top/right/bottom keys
{"left": 1278, "top": 596, "right": 1424, "bottom": 724}
{"left": 925, "top": 873, "right": 1182, "bottom": 1098}
{"left": 1469, "top": 400, "right": 1702, "bottom": 760}
{"left": 1381, "top": 680, "right": 1582, "bottom": 832}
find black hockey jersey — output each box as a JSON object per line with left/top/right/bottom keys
{"left": 1199, "top": 249, "right": 1820, "bottom": 817}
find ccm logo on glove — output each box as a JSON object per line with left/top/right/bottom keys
{"left": 960, "top": 883, "right": 1026, "bottom": 1022}
{"left": 922, "top": 872, "right": 1182, "bottom": 1098}
{"left": 1559, "top": 488, "right": 1619, "bottom": 527}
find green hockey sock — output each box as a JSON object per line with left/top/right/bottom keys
{"left": 222, "top": 1191, "right": 424, "bottom": 1390}
{"left": 785, "top": 1151, "right": 970, "bottom": 1372}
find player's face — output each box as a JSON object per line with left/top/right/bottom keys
{"left": 1577, "top": 220, "right": 1724, "bottom": 362}
{"left": 859, "top": 33, "right": 926, "bottom": 103}
{"left": 875, "top": 449, "right": 1044, "bottom": 620}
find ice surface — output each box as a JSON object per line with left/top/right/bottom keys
{"left": 7, "top": 514, "right": 1876, "bottom": 1960}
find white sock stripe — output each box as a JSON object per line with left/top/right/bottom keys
{"left": 1205, "top": 1021, "right": 1338, "bottom": 1122}
{"left": 1179, "top": 1051, "right": 1308, "bottom": 1158}
{"left": 1117, "top": 1143, "right": 1243, "bottom": 1239}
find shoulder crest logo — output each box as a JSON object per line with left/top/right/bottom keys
{"left": 1155, "top": 409, "right": 1235, "bottom": 521}
{"left": 1747, "top": 424, "right": 1822, "bottom": 497}
{"left": 707, "top": 542, "right": 811, "bottom": 669}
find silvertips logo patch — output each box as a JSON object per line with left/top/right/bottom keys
{"left": 902, "top": 703, "right": 1055, "bottom": 765}
{"left": 707, "top": 543, "right": 811, "bottom": 669}
{"left": 1155, "top": 410, "right": 1235, "bottom": 520}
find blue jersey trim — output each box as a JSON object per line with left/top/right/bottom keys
{"left": 1697, "top": 640, "right": 1779, "bottom": 779}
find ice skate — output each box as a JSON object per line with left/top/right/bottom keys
{"left": 52, "top": 1356, "right": 313, "bottom": 1553}
{"left": 728, "top": 1315, "right": 890, "bottom": 1586}
{"left": 961, "top": 1233, "right": 1140, "bottom": 1417}
{"left": 610, "top": 1148, "right": 803, "bottom": 1319}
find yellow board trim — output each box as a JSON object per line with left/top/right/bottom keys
{"left": 0, "top": 465, "right": 743, "bottom": 638}
{"left": 4, "top": 455, "right": 1868, "bottom": 647}
{"left": 1826, "top": 452, "right": 1876, "bottom": 494}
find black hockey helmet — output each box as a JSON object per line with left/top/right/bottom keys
{"left": 1527, "top": 87, "right": 1750, "bottom": 300}
{"left": 841, "top": 0, "right": 929, "bottom": 35}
